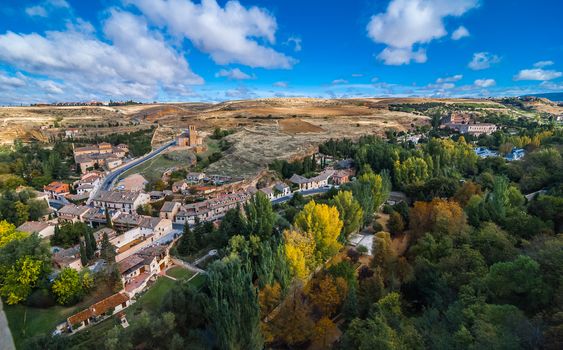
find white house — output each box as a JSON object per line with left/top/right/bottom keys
{"left": 92, "top": 190, "right": 150, "bottom": 214}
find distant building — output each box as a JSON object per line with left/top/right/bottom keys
{"left": 174, "top": 190, "right": 253, "bottom": 226}
{"left": 172, "top": 180, "right": 189, "bottom": 193}
{"left": 186, "top": 172, "right": 206, "bottom": 183}
{"left": 457, "top": 123, "right": 498, "bottom": 136}
{"left": 52, "top": 246, "right": 83, "bottom": 271}
{"left": 260, "top": 182, "right": 291, "bottom": 200}
{"left": 92, "top": 190, "right": 150, "bottom": 214}
{"left": 67, "top": 293, "right": 131, "bottom": 331}
{"left": 43, "top": 181, "right": 70, "bottom": 200}
{"left": 159, "top": 201, "right": 181, "bottom": 220}
{"left": 176, "top": 125, "right": 203, "bottom": 148}
{"left": 332, "top": 169, "right": 353, "bottom": 185}
{"left": 57, "top": 204, "right": 91, "bottom": 223}
{"left": 505, "top": 148, "right": 525, "bottom": 161}
{"left": 443, "top": 112, "right": 472, "bottom": 125}
{"left": 289, "top": 169, "right": 335, "bottom": 191}
{"left": 474, "top": 147, "right": 499, "bottom": 158}
{"left": 17, "top": 221, "right": 56, "bottom": 238}
{"left": 118, "top": 245, "right": 171, "bottom": 297}
{"left": 73, "top": 143, "right": 128, "bottom": 173}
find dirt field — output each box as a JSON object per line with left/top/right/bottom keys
{"left": 2, "top": 97, "right": 559, "bottom": 177}
{"left": 278, "top": 118, "right": 325, "bottom": 134}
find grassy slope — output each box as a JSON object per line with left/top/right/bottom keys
{"left": 166, "top": 266, "right": 194, "bottom": 280}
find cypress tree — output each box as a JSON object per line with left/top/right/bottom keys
{"left": 100, "top": 232, "right": 116, "bottom": 263}
{"left": 79, "top": 241, "right": 88, "bottom": 266}
{"left": 87, "top": 230, "right": 97, "bottom": 257}
{"left": 105, "top": 208, "right": 113, "bottom": 228}
{"left": 177, "top": 223, "right": 196, "bottom": 256}
{"left": 208, "top": 258, "right": 263, "bottom": 350}
{"left": 84, "top": 233, "right": 94, "bottom": 261}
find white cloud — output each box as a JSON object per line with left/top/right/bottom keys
{"left": 25, "top": 6, "right": 48, "bottom": 17}
{"left": 352, "top": 73, "right": 363, "bottom": 77}
{"left": 533, "top": 60, "right": 554, "bottom": 68}
{"left": 514, "top": 68, "right": 562, "bottom": 81}
{"left": 48, "top": 0, "right": 70, "bottom": 8}
{"left": 127, "top": 0, "right": 296, "bottom": 69}
{"left": 451, "top": 26, "right": 470, "bottom": 40}
{"left": 0, "top": 72, "right": 26, "bottom": 87}
{"left": 25, "top": 0, "right": 70, "bottom": 18}
{"left": 367, "top": 0, "right": 478, "bottom": 65}
{"left": 332, "top": 79, "right": 349, "bottom": 85}
{"left": 225, "top": 86, "right": 256, "bottom": 99}
{"left": 468, "top": 52, "right": 500, "bottom": 70}
{"left": 436, "top": 74, "right": 463, "bottom": 83}
{"left": 0, "top": 11, "right": 202, "bottom": 101}
{"left": 285, "top": 37, "right": 302, "bottom": 52}
{"left": 474, "top": 78, "right": 496, "bottom": 88}
{"left": 273, "top": 81, "right": 288, "bottom": 88}
{"left": 377, "top": 47, "right": 427, "bottom": 65}
{"left": 540, "top": 81, "right": 563, "bottom": 90}
{"left": 37, "top": 80, "right": 63, "bottom": 94}
{"left": 215, "top": 68, "right": 254, "bottom": 80}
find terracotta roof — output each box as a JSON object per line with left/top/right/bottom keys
{"left": 67, "top": 309, "right": 94, "bottom": 326}
{"left": 68, "top": 293, "right": 130, "bottom": 326}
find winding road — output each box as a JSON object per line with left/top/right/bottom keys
{"left": 87, "top": 140, "right": 176, "bottom": 204}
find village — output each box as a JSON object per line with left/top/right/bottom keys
{"left": 12, "top": 123, "right": 365, "bottom": 337}
{"left": 10, "top": 112, "right": 520, "bottom": 337}
{"left": 1, "top": 94, "right": 560, "bottom": 350}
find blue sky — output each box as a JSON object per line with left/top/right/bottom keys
{"left": 0, "top": 0, "right": 562, "bottom": 104}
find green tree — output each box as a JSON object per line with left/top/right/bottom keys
{"left": 341, "top": 292, "right": 423, "bottom": 349}
{"left": 470, "top": 222, "right": 517, "bottom": 265}
{"left": 245, "top": 191, "right": 276, "bottom": 240}
{"left": 14, "top": 201, "right": 30, "bottom": 226}
{"left": 51, "top": 268, "right": 93, "bottom": 305}
{"left": 79, "top": 241, "right": 87, "bottom": 266}
{"left": 207, "top": 257, "right": 263, "bottom": 350}
{"left": 100, "top": 232, "right": 116, "bottom": 263}
{"left": 217, "top": 206, "right": 247, "bottom": 247}
{"left": 388, "top": 211, "right": 405, "bottom": 237}
{"left": 177, "top": 222, "right": 197, "bottom": 256}
{"left": 333, "top": 190, "right": 363, "bottom": 240}
{"left": 485, "top": 255, "right": 549, "bottom": 312}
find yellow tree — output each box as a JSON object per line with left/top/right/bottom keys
{"left": 259, "top": 282, "right": 282, "bottom": 316}
{"left": 307, "top": 275, "right": 342, "bottom": 316}
{"left": 0, "top": 220, "right": 27, "bottom": 247}
{"left": 283, "top": 229, "right": 316, "bottom": 281}
{"left": 294, "top": 201, "right": 343, "bottom": 261}
{"left": 410, "top": 198, "right": 466, "bottom": 238}
{"left": 311, "top": 317, "right": 339, "bottom": 350}
{"left": 0, "top": 256, "right": 43, "bottom": 304}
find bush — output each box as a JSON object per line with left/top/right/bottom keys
{"left": 372, "top": 222, "right": 383, "bottom": 232}
{"left": 382, "top": 204, "right": 394, "bottom": 214}
{"left": 357, "top": 245, "right": 368, "bottom": 255}
{"left": 347, "top": 248, "right": 360, "bottom": 263}
{"left": 26, "top": 288, "right": 56, "bottom": 308}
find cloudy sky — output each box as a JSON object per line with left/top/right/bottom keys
{"left": 0, "top": 0, "right": 562, "bottom": 104}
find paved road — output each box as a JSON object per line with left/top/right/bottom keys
{"left": 271, "top": 186, "right": 336, "bottom": 204}
{"left": 100, "top": 140, "right": 176, "bottom": 192}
